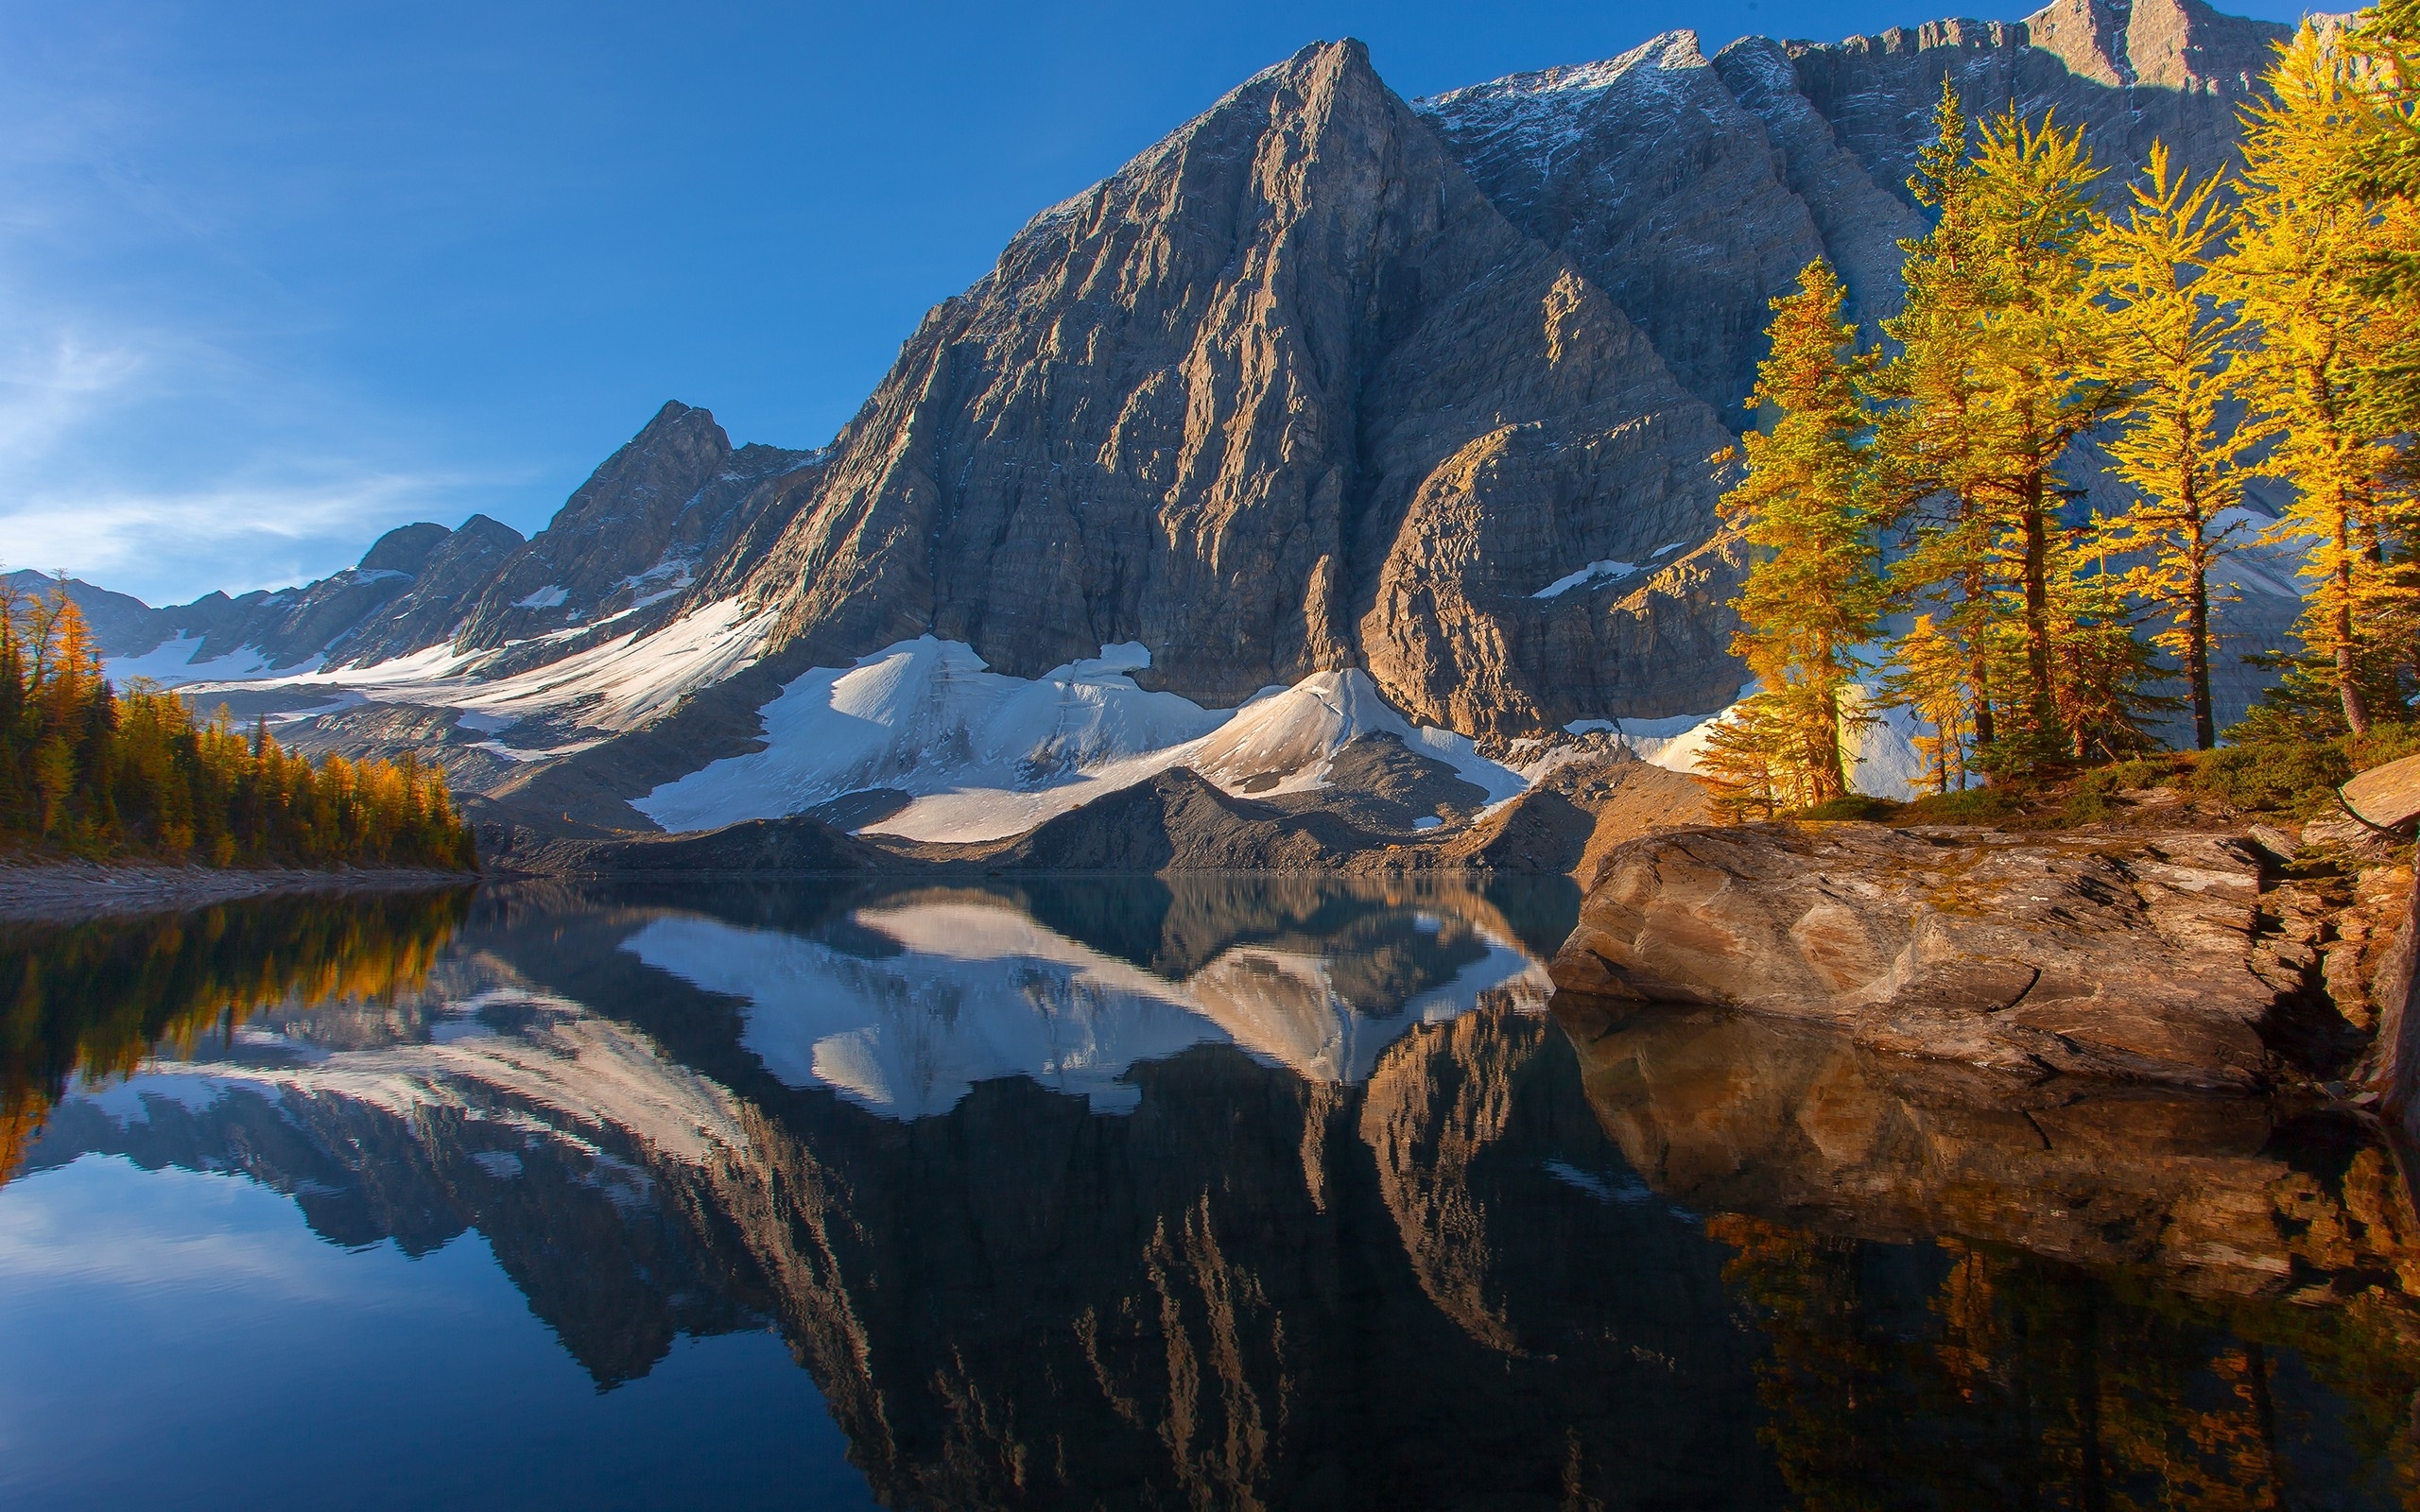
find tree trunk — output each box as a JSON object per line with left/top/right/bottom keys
{"left": 2337, "top": 510, "right": 2372, "bottom": 738}
{"left": 2022, "top": 478, "right": 2056, "bottom": 745}
{"left": 2187, "top": 545, "right": 2214, "bottom": 751}
{"left": 1964, "top": 555, "right": 1996, "bottom": 765}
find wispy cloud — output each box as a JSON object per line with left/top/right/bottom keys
{"left": 0, "top": 468, "right": 510, "bottom": 597}
{"left": 0, "top": 330, "right": 149, "bottom": 466}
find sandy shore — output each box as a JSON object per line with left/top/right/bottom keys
{"left": 0, "top": 861, "right": 478, "bottom": 925}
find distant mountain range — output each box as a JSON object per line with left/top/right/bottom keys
{"left": 24, "top": 0, "right": 2312, "bottom": 838}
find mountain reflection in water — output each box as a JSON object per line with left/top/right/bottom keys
{"left": 3, "top": 876, "right": 2418, "bottom": 1509}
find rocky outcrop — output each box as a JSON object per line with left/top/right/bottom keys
{"left": 1441, "top": 753, "right": 1709, "bottom": 879}
{"left": 483, "top": 814, "right": 892, "bottom": 876}
{"left": 1548, "top": 822, "right": 2318, "bottom": 1090}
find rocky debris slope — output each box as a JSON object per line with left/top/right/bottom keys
{"left": 481, "top": 814, "right": 893, "bottom": 877}
{"left": 1547, "top": 822, "right": 2341, "bottom": 1090}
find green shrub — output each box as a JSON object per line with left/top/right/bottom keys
{"left": 2347, "top": 720, "right": 2420, "bottom": 775}
{"left": 1899, "top": 786, "right": 2023, "bottom": 824}
{"left": 2187, "top": 741, "right": 2353, "bottom": 816}
{"left": 1792, "top": 795, "right": 1902, "bottom": 821}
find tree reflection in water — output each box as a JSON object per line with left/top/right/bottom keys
{"left": 3, "top": 877, "right": 2416, "bottom": 1509}
{"left": 0, "top": 886, "right": 473, "bottom": 1169}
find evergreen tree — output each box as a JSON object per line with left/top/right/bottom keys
{"left": 1880, "top": 614, "right": 1974, "bottom": 794}
{"left": 2224, "top": 23, "right": 2418, "bottom": 736}
{"left": 2088, "top": 144, "right": 2256, "bottom": 748}
{"left": 1873, "top": 81, "right": 2002, "bottom": 762}
{"left": 1703, "top": 260, "right": 1887, "bottom": 816}
{"left": 1960, "top": 106, "right": 2130, "bottom": 760}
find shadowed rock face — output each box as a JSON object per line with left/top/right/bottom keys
{"left": 1422, "top": 0, "right": 2289, "bottom": 423}
{"left": 723, "top": 40, "right": 1747, "bottom": 736}
{"left": 1549, "top": 822, "right": 2311, "bottom": 1090}
{"left": 454, "top": 401, "right": 817, "bottom": 660}
{"left": 332, "top": 514, "right": 527, "bottom": 665}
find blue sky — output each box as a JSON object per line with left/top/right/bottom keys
{"left": 0, "top": 0, "right": 2316, "bottom": 605}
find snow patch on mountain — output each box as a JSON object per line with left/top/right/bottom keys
{"left": 1531, "top": 559, "right": 1641, "bottom": 598}
{"left": 180, "top": 596, "right": 769, "bottom": 739}
{"left": 1413, "top": 31, "right": 1706, "bottom": 174}
{"left": 633, "top": 642, "right": 1527, "bottom": 843}
{"left": 104, "top": 635, "right": 311, "bottom": 689}
{"left": 1568, "top": 679, "right": 1928, "bottom": 800}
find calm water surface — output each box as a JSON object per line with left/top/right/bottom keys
{"left": 3, "top": 876, "right": 2417, "bottom": 1509}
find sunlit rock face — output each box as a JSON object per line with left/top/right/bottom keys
{"left": 1550, "top": 822, "right": 2303, "bottom": 1090}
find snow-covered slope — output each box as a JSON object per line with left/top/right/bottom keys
{"left": 632, "top": 640, "right": 1529, "bottom": 843}
{"left": 174, "top": 597, "right": 771, "bottom": 763}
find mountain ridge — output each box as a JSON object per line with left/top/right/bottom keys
{"left": 37, "top": 0, "right": 2308, "bottom": 836}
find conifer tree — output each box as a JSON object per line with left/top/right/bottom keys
{"left": 2224, "top": 23, "right": 2416, "bottom": 736}
{"left": 1880, "top": 614, "right": 1974, "bottom": 794}
{"left": 1873, "top": 81, "right": 2000, "bottom": 761}
{"left": 0, "top": 583, "right": 475, "bottom": 868}
{"left": 2088, "top": 144, "right": 2256, "bottom": 748}
{"left": 1961, "top": 107, "right": 2129, "bottom": 758}
{"left": 1703, "top": 259, "right": 1886, "bottom": 815}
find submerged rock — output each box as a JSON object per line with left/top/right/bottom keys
{"left": 1548, "top": 822, "right": 2318, "bottom": 1090}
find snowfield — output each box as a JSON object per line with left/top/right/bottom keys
{"left": 169, "top": 596, "right": 772, "bottom": 756}
{"left": 633, "top": 638, "right": 1529, "bottom": 843}
{"left": 104, "top": 634, "right": 310, "bottom": 689}
{"left": 149, "top": 593, "right": 1958, "bottom": 826}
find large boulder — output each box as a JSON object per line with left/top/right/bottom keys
{"left": 1547, "top": 822, "right": 2313, "bottom": 1090}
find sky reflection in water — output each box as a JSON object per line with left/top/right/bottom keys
{"left": 3, "top": 876, "right": 2416, "bottom": 1510}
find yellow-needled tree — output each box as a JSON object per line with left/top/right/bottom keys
{"left": 1704, "top": 259, "right": 1887, "bottom": 816}
{"left": 1873, "top": 81, "right": 2001, "bottom": 766}
{"left": 2089, "top": 143, "right": 2257, "bottom": 749}
{"left": 2224, "top": 23, "right": 2417, "bottom": 737}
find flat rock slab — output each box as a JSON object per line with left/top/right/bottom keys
{"left": 1548, "top": 822, "right": 2299, "bottom": 1091}
{"left": 2342, "top": 753, "right": 2420, "bottom": 832}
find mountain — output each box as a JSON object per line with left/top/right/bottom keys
{"left": 49, "top": 0, "right": 2305, "bottom": 834}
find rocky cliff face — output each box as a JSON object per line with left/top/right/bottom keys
{"left": 717, "top": 40, "right": 1747, "bottom": 735}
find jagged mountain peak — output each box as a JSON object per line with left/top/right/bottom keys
{"left": 727, "top": 24, "right": 1735, "bottom": 733}
{"left": 357, "top": 521, "right": 450, "bottom": 577}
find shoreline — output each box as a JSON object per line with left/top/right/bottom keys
{"left": 0, "top": 860, "right": 478, "bottom": 926}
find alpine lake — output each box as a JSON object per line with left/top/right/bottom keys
{"left": 5, "top": 875, "right": 2419, "bottom": 1510}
